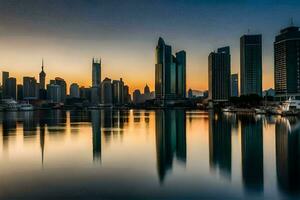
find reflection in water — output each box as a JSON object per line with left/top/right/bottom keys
{"left": 276, "top": 117, "right": 300, "bottom": 194}
{"left": 155, "top": 109, "right": 186, "bottom": 183}
{"left": 1, "top": 110, "right": 300, "bottom": 198}
{"left": 91, "top": 110, "right": 101, "bottom": 162}
{"left": 240, "top": 115, "right": 264, "bottom": 192}
{"left": 209, "top": 112, "right": 232, "bottom": 178}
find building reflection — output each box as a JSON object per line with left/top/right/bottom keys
{"left": 155, "top": 109, "right": 186, "bottom": 183}
{"left": 91, "top": 110, "right": 101, "bottom": 163}
{"left": 22, "top": 111, "right": 38, "bottom": 136}
{"left": 46, "top": 110, "right": 67, "bottom": 133}
{"left": 1, "top": 112, "right": 17, "bottom": 152}
{"left": 240, "top": 115, "right": 264, "bottom": 192}
{"left": 276, "top": 117, "right": 300, "bottom": 194}
{"left": 208, "top": 112, "right": 232, "bottom": 178}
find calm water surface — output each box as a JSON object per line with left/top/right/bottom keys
{"left": 0, "top": 109, "right": 299, "bottom": 199}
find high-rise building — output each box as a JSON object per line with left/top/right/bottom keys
{"left": 47, "top": 84, "right": 61, "bottom": 103}
{"left": 2, "top": 71, "right": 9, "bottom": 98}
{"left": 155, "top": 37, "right": 186, "bottom": 105}
{"left": 133, "top": 89, "right": 142, "bottom": 104}
{"left": 240, "top": 34, "right": 262, "bottom": 96}
{"left": 101, "top": 78, "right": 113, "bottom": 105}
{"left": 112, "top": 78, "right": 124, "bottom": 105}
{"left": 231, "top": 74, "right": 239, "bottom": 97}
{"left": 5, "top": 77, "right": 16, "bottom": 100}
{"left": 17, "top": 84, "right": 23, "bottom": 101}
{"left": 39, "top": 59, "right": 46, "bottom": 90}
{"left": 274, "top": 25, "right": 300, "bottom": 100}
{"left": 23, "top": 77, "right": 39, "bottom": 99}
{"left": 123, "top": 85, "right": 131, "bottom": 104}
{"left": 70, "top": 83, "right": 80, "bottom": 98}
{"left": 92, "top": 58, "right": 101, "bottom": 87}
{"left": 54, "top": 77, "right": 67, "bottom": 102}
{"left": 175, "top": 50, "right": 186, "bottom": 98}
{"left": 208, "top": 46, "right": 231, "bottom": 101}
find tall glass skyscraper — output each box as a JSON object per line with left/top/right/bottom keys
{"left": 92, "top": 58, "right": 101, "bottom": 87}
{"left": 208, "top": 46, "right": 231, "bottom": 101}
{"left": 274, "top": 25, "right": 300, "bottom": 100}
{"left": 155, "top": 37, "right": 186, "bottom": 105}
{"left": 240, "top": 34, "right": 262, "bottom": 96}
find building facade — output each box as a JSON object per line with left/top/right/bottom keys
{"left": 70, "top": 83, "right": 80, "bottom": 98}
{"left": 39, "top": 60, "right": 46, "bottom": 90}
{"left": 155, "top": 37, "right": 186, "bottom": 105}
{"left": 101, "top": 78, "right": 113, "bottom": 105}
{"left": 274, "top": 26, "right": 300, "bottom": 100}
{"left": 5, "top": 77, "right": 16, "bottom": 100}
{"left": 231, "top": 73, "right": 239, "bottom": 97}
{"left": 240, "top": 34, "right": 262, "bottom": 96}
{"left": 2, "top": 71, "right": 9, "bottom": 98}
{"left": 23, "top": 77, "right": 39, "bottom": 99}
{"left": 208, "top": 46, "right": 231, "bottom": 101}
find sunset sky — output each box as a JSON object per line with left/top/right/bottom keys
{"left": 0, "top": 0, "right": 300, "bottom": 93}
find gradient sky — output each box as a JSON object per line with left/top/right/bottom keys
{"left": 0, "top": 0, "right": 300, "bottom": 93}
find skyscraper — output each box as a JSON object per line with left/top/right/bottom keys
{"left": 231, "top": 74, "right": 239, "bottom": 97}
{"left": 112, "top": 78, "right": 124, "bottom": 105}
{"left": 5, "top": 77, "right": 16, "bottom": 100}
{"left": 92, "top": 58, "right": 101, "bottom": 87}
{"left": 47, "top": 83, "right": 61, "bottom": 103}
{"left": 274, "top": 25, "right": 300, "bottom": 100}
{"left": 39, "top": 59, "right": 46, "bottom": 90}
{"left": 54, "top": 77, "right": 67, "bottom": 102}
{"left": 2, "top": 71, "right": 9, "bottom": 98}
{"left": 240, "top": 34, "right": 262, "bottom": 96}
{"left": 208, "top": 46, "right": 231, "bottom": 101}
{"left": 23, "top": 77, "right": 39, "bottom": 99}
{"left": 17, "top": 84, "right": 23, "bottom": 101}
{"left": 101, "top": 77, "right": 113, "bottom": 105}
{"left": 155, "top": 37, "right": 186, "bottom": 105}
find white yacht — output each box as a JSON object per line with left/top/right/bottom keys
{"left": 281, "top": 97, "right": 300, "bottom": 112}
{"left": 1, "top": 99, "right": 18, "bottom": 111}
{"left": 19, "top": 103, "right": 34, "bottom": 111}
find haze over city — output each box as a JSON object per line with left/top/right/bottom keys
{"left": 1, "top": 0, "right": 300, "bottom": 92}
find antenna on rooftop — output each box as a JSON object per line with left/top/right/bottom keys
{"left": 290, "top": 17, "right": 294, "bottom": 26}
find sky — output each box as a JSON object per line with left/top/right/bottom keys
{"left": 0, "top": 0, "right": 300, "bottom": 93}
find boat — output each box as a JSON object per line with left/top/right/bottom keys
{"left": 280, "top": 96, "right": 300, "bottom": 115}
{"left": 1, "top": 99, "right": 18, "bottom": 111}
{"left": 18, "top": 103, "right": 34, "bottom": 111}
{"left": 254, "top": 108, "right": 267, "bottom": 114}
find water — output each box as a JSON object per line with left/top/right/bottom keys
{"left": 0, "top": 109, "right": 299, "bottom": 199}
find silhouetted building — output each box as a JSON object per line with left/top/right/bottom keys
{"left": 123, "top": 85, "right": 131, "bottom": 104}
{"left": 39, "top": 59, "right": 46, "bottom": 90}
{"left": 70, "top": 83, "right": 80, "bottom": 98}
{"left": 274, "top": 25, "right": 300, "bottom": 100}
{"left": 231, "top": 73, "right": 239, "bottom": 97}
{"left": 80, "top": 86, "right": 91, "bottom": 101}
{"left": 112, "top": 78, "right": 124, "bottom": 105}
{"left": 17, "top": 84, "right": 23, "bottom": 100}
{"left": 47, "top": 83, "right": 61, "bottom": 103}
{"left": 23, "top": 76, "right": 39, "bottom": 99}
{"left": 54, "top": 77, "right": 67, "bottom": 102}
{"left": 5, "top": 77, "right": 16, "bottom": 100}
{"left": 101, "top": 78, "right": 113, "bottom": 106}
{"left": 240, "top": 34, "right": 262, "bottom": 96}
{"left": 155, "top": 37, "right": 186, "bottom": 105}
{"left": 208, "top": 46, "right": 231, "bottom": 101}
{"left": 133, "top": 89, "right": 142, "bottom": 104}
{"left": 92, "top": 58, "right": 101, "bottom": 87}
{"left": 2, "top": 71, "right": 9, "bottom": 98}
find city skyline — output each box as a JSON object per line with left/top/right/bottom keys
{"left": 1, "top": 0, "right": 300, "bottom": 93}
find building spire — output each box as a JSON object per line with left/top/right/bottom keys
{"left": 41, "top": 58, "right": 44, "bottom": 71}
